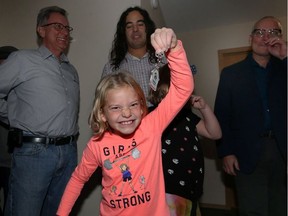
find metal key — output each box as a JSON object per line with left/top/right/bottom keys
{"left": 149, "top": 52, "right": 164, "bottom": 91}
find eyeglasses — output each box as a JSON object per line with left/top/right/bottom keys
{"left": 252, "top": 28, "right": 282, "bottom": 38}
{"left": 41, "top": 23, "right": 73, "bottom": 32}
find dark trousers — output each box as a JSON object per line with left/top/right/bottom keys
{"left": 0, "top": 167, "right": 10, "bottom": 216}
{"left": 235, "top": 138, "right": 287, "bottom": 216}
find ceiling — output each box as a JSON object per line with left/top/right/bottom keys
{"left": 158, "top": 0, "right": 287, "bottom": 33}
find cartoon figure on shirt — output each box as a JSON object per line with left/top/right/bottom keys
{"left": 118, "top": 163, "right": 137, "bottom": 196}
{"left": 103, "top": 140, "right": 141, "bottom": 170}
{"left": 139, "top": 175, "right": 146, "bottom": 190}
{"left": 109, "top": 185, "right": 118, "bottom": 195}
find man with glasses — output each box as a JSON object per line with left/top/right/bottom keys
{"left": 215, "top": 16, "right": 287, "bottom": 216}
{"left": 0, "top": 6, "right": 79, "bottom": 216}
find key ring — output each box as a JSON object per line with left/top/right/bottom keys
{"left": 155, "top": 52, "right": 164, "bottom": 60}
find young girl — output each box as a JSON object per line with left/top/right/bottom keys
{"left": 56, "top": 28, "right": 194, "bottom": 216}
{"left": 148, "top": 64, "right": 222, "bottom": 216}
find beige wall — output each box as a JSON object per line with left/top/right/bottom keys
{"left": 141, "top": 0, "right": 166, "bottom": 27}
{"left": 0, "top": 0, "right": 286, "bottom": 213}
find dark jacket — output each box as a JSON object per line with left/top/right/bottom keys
{"left": 214, "top": 53, "right": 287, "bottom": 174}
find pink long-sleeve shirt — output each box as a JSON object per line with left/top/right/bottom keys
{"left": 57, "top": 41, "right": 193, "bottom": 216}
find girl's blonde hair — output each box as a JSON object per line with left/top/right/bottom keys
{"left": 89, "top": 71, "right": 148, "bottom": 139}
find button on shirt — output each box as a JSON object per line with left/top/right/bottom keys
{"left": 252, "top": 58, "right": 271, "bottom": 131}
{"left": 0, "top": 46, "right": 80, "bottom": 137}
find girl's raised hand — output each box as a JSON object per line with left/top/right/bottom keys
{"left": 150, "top": 27, "right": 178, "bottom": 55}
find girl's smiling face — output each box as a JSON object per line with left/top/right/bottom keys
{"left": 101, "top": 85, "right": 143, "bottom": 137}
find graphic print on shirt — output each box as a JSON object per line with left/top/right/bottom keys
{"left": 139, "top": 175, "right": 146, "bottom": 189}
{"left": 103, "top": 139, "right": 139, "bottom": 170}
{"left": 161, "top": 112, "right": 205, "bottom": 200}
{"left": 118, "top": 163, "right": 137, "bottom": 196}
{"left": 103, "top": 139, "right": 151, "bottom": 209}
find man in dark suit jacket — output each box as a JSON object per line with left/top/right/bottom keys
{"left": 214, "top": 16, "right": 287, "bottom": 216}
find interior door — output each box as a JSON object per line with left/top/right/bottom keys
{"left": 218, "top": 46, "right": 251, "bottom": 72}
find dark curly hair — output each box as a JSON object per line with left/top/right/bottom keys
{"left": 109, "top": 6, "right": 157, "bottom": 70}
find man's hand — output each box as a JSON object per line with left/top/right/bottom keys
{"left": 222, "top": 155, "right": 240, "bottom": 176}
{"left": 266, "top": 37, "right": 287, "bottom": 60}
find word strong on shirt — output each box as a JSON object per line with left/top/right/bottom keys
{"left": 110, "top": 191, "right": 151, "bottom": 209}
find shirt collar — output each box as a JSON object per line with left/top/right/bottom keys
{"left": 248, "top": 52, "right": 271, "bottom": 69}
{"left": 38, "top": 45, "right": 69, "bottom": 63}
{"left": 125, "top": 52, "right": 149, "bottom": 60}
